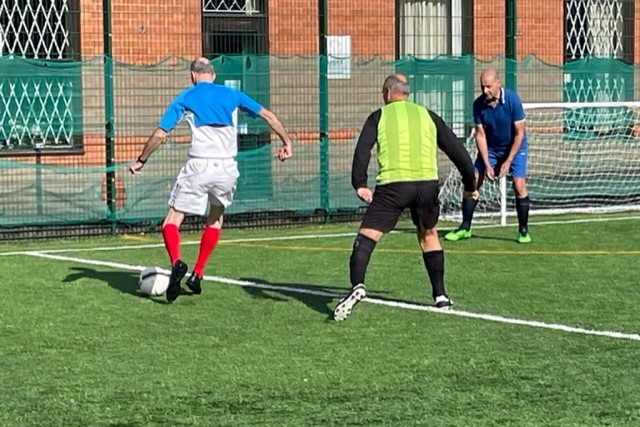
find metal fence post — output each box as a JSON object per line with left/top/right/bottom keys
{"left": 505, "top": 0, "right": 517, "bottom": 91}
{"left": 103, "top": 0, "right": 116, "bottom": 233}
{"left": 318, "top": 0, "right": 330, "bottom": 219}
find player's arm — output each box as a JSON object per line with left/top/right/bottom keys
{"left": 237, "top": 90, "right": 292, "bottom": 161}
{"left": 137, "top": 128, "right": 167, "bottom": 162}
{"left": 130, "top": 95, "right": 185, "bottom": 174}
{"left": 505, "top": 120, "right": 525, "bottom": 162}
{"left": 428, "top": 110, "right": 476, "bottom": 194}
{"left": 505, "top": 96, "right": 526, "bottom": 163}
{"left": 472, "top": 100, "right": 491, "bottom": 172}
{"left": 258, "top": 108, "right": 293, "bottom": 161}
{"left": 474, "top": 125, "right": 490, "bottom": 167}
{"left": 351, "top": 110, "right": 380, "bottom": 203}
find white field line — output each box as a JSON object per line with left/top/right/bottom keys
{"left": 2, "top": 214, "right": 640, "bottom": 257}
{"left": 26, "top": 251, "right": 640, "bottom": 342}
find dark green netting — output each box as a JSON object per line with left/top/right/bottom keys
{"left": 1, "top": 54, "right": 639, "bottom": 227}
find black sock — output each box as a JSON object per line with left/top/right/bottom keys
{"left": 516, "top": 196, "right": 530, "bottom": 234}
{"left": 349, "top": 234, "right": 377, "bottom": 287}
{"left": 460, "top": 197, "right": 478, "bottom": 231}
{"left": 423, "top": 250, "right": 446, "bottom": 299}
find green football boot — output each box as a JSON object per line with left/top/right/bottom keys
{"left": 444, "top": 228, "right": 472, "bottom": 242}
{"left": 517, "top": 232, "right": 532, "bottom": 244}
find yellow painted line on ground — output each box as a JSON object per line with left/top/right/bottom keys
{"left": 220, "top": 241, "right": 640, "bottom": 255}
{"left": 121, "top": 234, "right": 154, "bottom": 242}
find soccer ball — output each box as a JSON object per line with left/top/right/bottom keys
{"left": 138, "top": 267, "right": 170, "bottom": 296}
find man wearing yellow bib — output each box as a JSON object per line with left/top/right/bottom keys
{"left": 333, "top": 74, "right": 477, "bottom": 321}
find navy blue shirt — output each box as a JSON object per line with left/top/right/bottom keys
{"left": 473, "top": 87, "right": 527, "bottom": 153}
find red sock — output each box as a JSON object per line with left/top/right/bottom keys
{"left": 193, "top": 226, "right": 221, "bottom": 277}
{"left": 162, "top": 223, "right": 181, "bottom": 265}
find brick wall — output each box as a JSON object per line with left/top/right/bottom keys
{"left": 268, "top": 0, "right": 394, "bottom": 138}
{"left": 269, "top": 0, "right": 318, "bottom": 56}
{"left": 517, "top": 0, "right": 564, "bottom": 64}
{"left": 473, "top": 0, "right": 505, "bottom": 60}
{"left": 80, "top": 0, "right": 201, "bottom": 63}
{"left": 269, "top": 0, "right": 394, "bottom": 58}
{"left": 327, "top": 0, "right": 395, "bottom": 60}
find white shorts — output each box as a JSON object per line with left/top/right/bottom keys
{"left": 168, "top": 158, "right": 239, "bottom": 216}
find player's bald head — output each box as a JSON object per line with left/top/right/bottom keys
{"left": 383, "top": 74, "right": 410, "bottom": 95}
{"left": 382, "top": 74, "right": 410, "bottom": 104}
{"left": 479, "top": 68, "right": 502, "bottom": 101}
{"left": 480, "top": 68, "right": 499, "bottom": 84}
{"left": 191, "top": 57, "right": 214, "bottom": 75}
{"left": 190, "top": 57, "right": 215, "bottom": 84}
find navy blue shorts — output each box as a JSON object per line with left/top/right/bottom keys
{"left": 474, "top": 148, "right": 527, "bottom": 178}
{"left": 360, "top": 180, "right": 440, "bottom": 233}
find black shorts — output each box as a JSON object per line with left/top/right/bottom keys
{"left": 360, "top": 180, "right": 440, "bottom": 233}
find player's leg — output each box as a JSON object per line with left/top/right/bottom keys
{"left": 412, "top": 181, "right": 453, "bottom": 309}
{"left": 186, "top": 204, "right": 224, "bottom": 295}
{"left": 164, "top": 159, "right": 211, "bottom": 302}
{"left": 334, "top": 183, "right": 404, "bottom": 321}
{"left": 187, "top": 158, "right": 238, "bottom": 294}
{"left": 162, "top": 207, "right": 190, "bottom": 303}
{"left": 162, "top": 208, "right": 185, "bottom": 268}
{"left": 511, "top": 150, "right": 531, "bottom": 243}
{"left": 444, "top": 156, "right": 486, "bottom": 241}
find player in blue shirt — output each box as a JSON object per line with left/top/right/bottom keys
{"left": 445, "top": 68, "right": 531, "bottom": 243}
{"left": 130, "top": 57, "right": 292, "bottom": 302}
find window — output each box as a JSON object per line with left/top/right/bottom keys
{"left": 563, "top": 0, "right": 635, "bottom": 103}
{"left": 564, "top": 0, "right": 634, "bottom": 63}
{"left": 0, "top": 0, "right": 81, "bottom": 154}
{"left": 0, "top": 0, "right": 80, "bottom": 60}
{"left": 202, "top": 0, "right": 267, "bottom": 57}
{"left": 396, "top": 0, "right": 472, "bottom": 58}
{"left": 396, "top": 0, "right": 474, "bottom": 137}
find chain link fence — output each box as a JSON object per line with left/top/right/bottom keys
{"left": 0, "top": 0, "right": 639, "bottom": 238}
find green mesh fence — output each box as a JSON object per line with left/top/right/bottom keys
{"left": 1, "top": 54, "right": 640, "bottom": 230}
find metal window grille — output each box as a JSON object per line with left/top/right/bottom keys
{"left": 565, "top": 0, "right": 626, "bottom": 60}
{"left": 0, "top": 79, "right": 74, "bottom": 147}
{"left": 203, "top": 0, "right": 260, "bottom": 15}
{"left": 564, "top": 0, "right": 632, "bottom": 103}
{"left": 0, "top": 0, "right": 71, "bottom": 60}
{"left": 0, "top": 0, "right": 77, "bottom": 150}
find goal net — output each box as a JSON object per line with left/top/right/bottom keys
{"left": 439, "top": 101, "right": 640, "bottom": 224}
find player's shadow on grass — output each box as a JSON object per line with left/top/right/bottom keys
{"left": 466, "top": 233, "right": 518, "bottom": 243}
{"left": 238, "top": 278, "right": 350, "bottom": 319}
{"left": 395, "top": 228, "right": 515, "bottom": 242}
{"left": 238, "top": 278, "right": 411, "bottom": 320}
{"left": 62, "top": 266, "right": 191, "bottom": 304}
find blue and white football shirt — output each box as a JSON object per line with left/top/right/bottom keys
{"left": 159, "top": 82, "right": 263, "bottom": 158}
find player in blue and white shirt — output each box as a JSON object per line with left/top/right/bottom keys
{"left": 130, "top": 57, "right": 292, "bottom": 302}
{"left": 445, "top": 68, "right": 531, "bottom": 243}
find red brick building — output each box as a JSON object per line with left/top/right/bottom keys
{"left": 70, "top": 0, "right": 640, "bottom": 64}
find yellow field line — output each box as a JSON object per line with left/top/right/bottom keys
{"left": 221, "top": 241, "right": 640, "bottom": 255}
{"left": 121, "top": 234, "right": 154, "bottom": 242}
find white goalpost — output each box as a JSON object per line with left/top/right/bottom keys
{"left": 439, "top": 101, "right": 640, "bottom": 225}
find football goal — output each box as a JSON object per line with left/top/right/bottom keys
{"left": 439, "top": 101, "right": 640, "bottom": 225}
